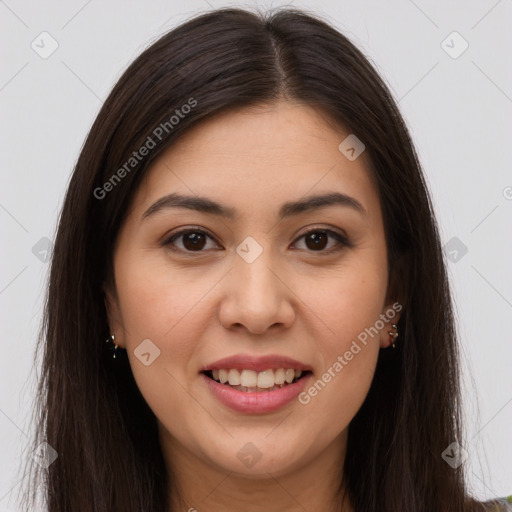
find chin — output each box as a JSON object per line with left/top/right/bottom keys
{"left": 201, "top": 434, "right": 307, "bottom": 478}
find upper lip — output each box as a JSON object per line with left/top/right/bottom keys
{"left": 201, "top": 354, "right": 312, "bottom": 373}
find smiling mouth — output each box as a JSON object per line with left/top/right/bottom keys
{"left": 202, "top": 368, "right": 312, "bottom": 392}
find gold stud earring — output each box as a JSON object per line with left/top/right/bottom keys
{"left": 105, "top": 333, "right": 121, "bottom": 359}
{"left": 388, "top": 324, "right": 398, "bottom": 348}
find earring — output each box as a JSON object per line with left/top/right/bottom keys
{"left": 388, "top": 323, "right": 398, "bottom": 348}
{"left": 105, "top": 333, "right": 121, "bottom": 359}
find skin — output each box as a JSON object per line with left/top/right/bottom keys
{"left": 105, "top": 100, "right": 402, "bottom": 512}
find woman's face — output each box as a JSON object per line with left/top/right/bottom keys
{"left": 105, "top": 100, "right": 400, "bottom": 486}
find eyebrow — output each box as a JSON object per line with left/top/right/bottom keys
{"left": 141, "top": 191, "right": 366, "bottom": 221}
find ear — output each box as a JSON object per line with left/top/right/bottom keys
{"left": 379, "top": 253, "right": 407, "bottom": 349}
{"left": 103, "top": 282, "right": 125, "bottom": 349}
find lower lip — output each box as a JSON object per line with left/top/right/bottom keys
{"left": 201, "top": 372, "right": 313, "bottom": 414}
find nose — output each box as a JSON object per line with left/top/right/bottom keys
{"left": 218, "top": 248, "right": 296, "bottom": 335}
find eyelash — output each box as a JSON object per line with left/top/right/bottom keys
{"left": 161, "top": 227, "right": 352, "bottom": 255}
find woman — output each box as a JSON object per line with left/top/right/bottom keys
{"left": 17, "top": 6, "right": 510, "bottom": 512}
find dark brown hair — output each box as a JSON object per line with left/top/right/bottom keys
{"left": 17, "top": 6, "right": 490, "bottom": 512}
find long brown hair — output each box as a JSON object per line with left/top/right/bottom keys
{"left": 17, "top": 6, "right": 486, "bottom": 511}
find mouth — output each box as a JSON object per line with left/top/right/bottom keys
{"left": 200, "top": 354, "right": 314, "bottom": 412}
{"left": 202, "top": 368, "right": 313, "bottom": 393}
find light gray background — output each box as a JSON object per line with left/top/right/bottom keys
{"left": 1, "top": 0, "right": 511, "bottom": 509}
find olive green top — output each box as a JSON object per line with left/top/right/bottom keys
{"left": 482, "top": 496, "right": 512, "bottom": 511}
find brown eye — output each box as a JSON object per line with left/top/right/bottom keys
{"left": 293, "top": 229, "right": 350, "bottom": 254}
{"left": 181, "top": 232, "right": 207, "bottom": 251}
{"left": 304, "top": 231, "right": 329, "bottom": 250}
{"left": 163, "top": 229, "right": 219, "bottom": 253}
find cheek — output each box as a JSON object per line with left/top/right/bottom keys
{"left": 295, "top": 257, "right": 386, "bottom": 425}
{"left": 297, "top": 295, "right": 382, "bottom": 439}
{"left": 307, "top": 253, "right": 387, "bottom": 348}
{"left": 297, "top": 345, "right": 379, "bottom": 447}
{"left": 112, "top": 253, "right": 218, "bottom": 410}
{"left": 114, "top": 250, "right": 215, "bottom": 343}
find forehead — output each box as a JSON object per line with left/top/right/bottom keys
{"left": 131, "top": 100, "right": 381, "bottom": 224}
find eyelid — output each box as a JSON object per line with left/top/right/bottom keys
{"left": 295, "top": 225, "right": 350, "bottom": 242}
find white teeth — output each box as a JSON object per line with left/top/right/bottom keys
{"left": 228, "top": 369, "right": 241, "bottom": 386}
{"left": 208, "top": 367, "right": 307, "bottom": 390}
{"left": 240, "top": 369, "right": 258, "bottom": 387}
{"left": 274, "top": 368, "right": 285, "bottom": 385}
{"left": 257, "top": 369, "right": 275, "bottom": 389}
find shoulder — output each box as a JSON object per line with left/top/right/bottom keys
{"left": 480, "top": 496, "right": 512, "bottom": 511}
